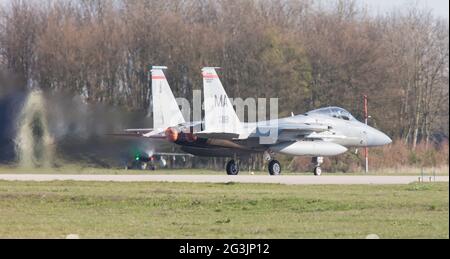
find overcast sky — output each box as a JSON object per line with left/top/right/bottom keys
{"left": 0, "top": 0, "right": 448, "bottom": 19}
{"left": 359, "top": 0, "right": 449, "bottom": 19}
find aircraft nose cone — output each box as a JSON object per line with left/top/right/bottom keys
{"left": 377, "top": 133, "right": 392, "bottom": 146}
{"left": 367, "top": 128, "right": 392, "bottom": 146}
{"left": 384, "top": 134, "right": 393, "bottom": 145}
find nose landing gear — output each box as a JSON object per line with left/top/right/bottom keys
{"left": 312, "top": 157, "right": 324, "bottom": 176}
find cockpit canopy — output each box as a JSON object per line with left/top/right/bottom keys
{"left": 306, "top": 107, "right": 356, "bottom": 121}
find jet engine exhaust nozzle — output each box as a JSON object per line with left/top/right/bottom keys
{"left": 165, "top": 127, "right": 180, "bottom": 142}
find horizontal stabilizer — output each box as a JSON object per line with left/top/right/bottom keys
{"left": 111, "top": 128, "right": 166, "bottom": 139}
{"left": 108, "top": 133, "right": 149, "bottom": 139}
{"left": 125, "top": 129, "right": 154, "bottom": 134}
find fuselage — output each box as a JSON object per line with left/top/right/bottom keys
{"left": 170, "top": 107, "right": 392, "bottom": 158}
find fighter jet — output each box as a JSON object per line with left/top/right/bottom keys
{"left": 119, "top": 66, "right": 392, "bottom": 176}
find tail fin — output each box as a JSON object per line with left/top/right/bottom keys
{"left": 202, "top": 67, "right": 242, "bottom": 135}
{"left": 151, "top": 66, "right": 185, "bottom": 130}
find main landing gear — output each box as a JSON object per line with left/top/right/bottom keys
{"left": 225, "top": 151, "right": 282, "bottom": 176}
{"left": 226, "top": 160, "right": 240, "bottom": 175}
{"left": 265, "top": 151, "right": 281, "bottom": 176}
{"left": 225, "top": 155, "right": 324, "bottom": 176}
{"left": 268, "top": 160, "right": 281, "bottom": 175}
{"left": 312, "top": 157, "right": 324, "bottom": 176}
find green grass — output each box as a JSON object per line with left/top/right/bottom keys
{"left": 0, "top": 180, "right": 448, "bottom": 238}
{"left": 0, "top": 165, "right": 448, "bottom": 176}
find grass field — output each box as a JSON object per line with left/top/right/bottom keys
{"left": 0, "top": 165, "right": 448, "bottom": 176}
{"left": 0, "top": 180, "right": 448, "bottom": 239}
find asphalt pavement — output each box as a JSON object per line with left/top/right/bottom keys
{"left": 0, "top": 174, "right": 448, "bottom": 185}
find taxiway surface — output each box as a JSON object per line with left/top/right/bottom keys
{"left": 0, "top": 174, "right": 448, "bottom": 185}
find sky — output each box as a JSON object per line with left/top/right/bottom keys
{"left": 0, "top": 0, "right": 448, "bottom": 19}
{"left": 358, "top": 0, "right": 449, "bottom": 19}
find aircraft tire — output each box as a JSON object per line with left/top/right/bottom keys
{"left": 268, "top": 160, "right": 282, "bottom": 176}
{"left": 226, "top": 160, "right": 239, "bottom": 175}
{"left": 314, "top": 167, "right": 322, "bottom": 176}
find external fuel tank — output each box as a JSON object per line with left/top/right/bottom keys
{"left": 271, "top": 141, "right": 347, "bottom": 157}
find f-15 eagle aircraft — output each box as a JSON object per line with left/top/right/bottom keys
{"left": 120, "top": 66, "right": 392, "bottom": 176}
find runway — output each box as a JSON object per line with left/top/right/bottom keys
{"left": 0, "top": 174, "right": 448, "bottom": 185}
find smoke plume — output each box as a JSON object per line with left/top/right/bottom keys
{"left": 14, "top": 90, "right": 54, "bottom": 168}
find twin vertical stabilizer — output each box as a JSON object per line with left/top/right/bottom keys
{"left": 201, "top": 67, "right": 242, "bottom": 137}
{"left": 151, "top": 66, "right": 185, "bottom": 130}
{"left": 150, "top": 66, "right": 242, "bottom": 138}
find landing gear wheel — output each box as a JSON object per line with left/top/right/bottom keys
{"left": 312, "top": 157, "right": 324, "bottom": 176}
{"left": 268, "top": 160, "right": 282, "bottom": 176}
{"left": 226, "top": 160, "right": 240, "bottom": 175}
{"left": 314, "top": 167, "right": 322, "bottom": 176}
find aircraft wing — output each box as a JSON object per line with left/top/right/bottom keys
{"left": 256, "top": 123, "right": 330, "bottom": 137}
{"left": 153, "top": 152, "right": 194, "bottom": 157}
{"left": 193, "top": 123, "right": 330, "bottom": 141}
{"left": 241, "top": 123, "right": 332, "bottom": 144}
{"left": 276, "top": 123, "right": 330, "bottom": 134}
{"left": 110, "top": 128, "right": 167, "bottom": 139}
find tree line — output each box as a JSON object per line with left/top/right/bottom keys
{"left": 0, "top": 0, "right": 448, "bottom": 147}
